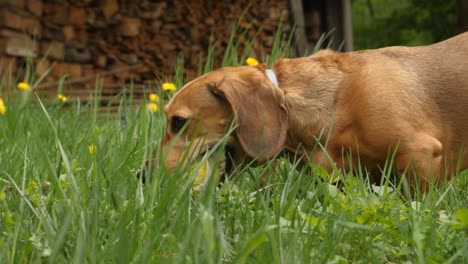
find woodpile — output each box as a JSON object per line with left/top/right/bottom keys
{"left": 0, "top": 0, "right": 292, "bottom": 106}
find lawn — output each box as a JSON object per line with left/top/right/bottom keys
{"left": 0, "top": 25, "right": 467, "bottom": 263}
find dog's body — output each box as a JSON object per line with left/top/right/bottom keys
{"left": 160, "top": 32, "right": 468, "bottom": 190}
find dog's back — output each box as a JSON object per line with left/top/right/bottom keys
{"left": 350, "top": 32, "right": 468, "bottom": 175}
{"left": 427, "top": 33, "right": 468, "bottom": 168}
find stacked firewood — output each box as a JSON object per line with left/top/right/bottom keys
{"left": 0, "top": 0, "right": 291, "bottom": 104}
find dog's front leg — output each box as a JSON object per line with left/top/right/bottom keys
{"left": 310, "top": 148, "right": 343, "bottom": 176}
{"left": 395, "top": 133, "right": 443, "bottom": 192}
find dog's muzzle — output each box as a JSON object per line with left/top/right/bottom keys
{"left": 136, "top": 145, "right": 236, "bottom": 184}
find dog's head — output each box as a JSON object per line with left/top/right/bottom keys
{"left": 155, "top": 65, "right": 288, "bottom": 176}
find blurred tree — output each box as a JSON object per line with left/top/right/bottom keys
{"left": 352, "top": 0, "right": 458, "bottom": 50}
{"left": 457, "top": 0, "right": 468, "bottom": 32}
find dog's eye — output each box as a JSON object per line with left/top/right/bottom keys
{"left": 171, "top": 116, "right": 187, "bottom": 134}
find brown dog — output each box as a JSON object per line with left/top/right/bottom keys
{"left": 156, "top": 32, "right": 468, "bottom": 190}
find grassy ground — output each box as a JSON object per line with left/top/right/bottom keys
{"left": 0, "top": 25, "right": 467, "bottom": 263}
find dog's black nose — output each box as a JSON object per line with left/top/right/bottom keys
{"left": 136, "top": 168, "right": 146, "bottom": 184}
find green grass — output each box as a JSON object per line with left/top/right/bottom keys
{"left": 0, "top": 24, "right": 467, "bottom": 264}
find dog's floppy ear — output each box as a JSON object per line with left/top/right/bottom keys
{"left": 208, "top": 76, "right": 288, "bottom": 161}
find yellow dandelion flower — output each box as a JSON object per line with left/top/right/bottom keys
{"left": 147, "top": 102, "right": 158, "bottom": 112}
{"left": 0, "top": 98, "right": 6, "bottom": 115}
{"left": 57, "top": 94, "right": 67, "bottom": 102}
{"left": 88, "top": 144, "right": 97, "bottom": 155}
{"left": 162, "top": 82, "right": 176, "bottom": 92}
{"left": 246, "top": 57, "right": 259, "bottom": 66}
{"left": 149, "top": 93, "right": 159, "bottom": 102}
{"left": 17, "top": 82, "right": 31, "bottom": 91}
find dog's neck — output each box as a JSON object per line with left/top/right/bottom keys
{"left": 265, "top": 69, "right": 279, "bottom": 88}
{"left": 272, "top": 53, "right": 346, "bottom": 152}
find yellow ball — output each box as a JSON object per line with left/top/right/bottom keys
{"left": 190, "top": 159, "right": 213, "bottom": 189}
{"left": 190, "top": 152, "right": 225, "bottom": 190}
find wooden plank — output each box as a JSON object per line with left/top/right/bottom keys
{"left": 289, "top": 0, "right": 308, "bottom": 55}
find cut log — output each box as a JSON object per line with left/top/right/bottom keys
{"left": 41, "top": 41, "right": 64, "bottom": 60}
{"left": 120, "top": 17, "right": 141, "bottom": 37}
{"left": 69, "top": 7, "right": 87, "bottom": 27}
{"left": 0, "top": 9, "right": 42, "bottom": 36}
{"left": 4, "top": 34, "right": 38, "bottom": 57}
{"left": 102, "top": 0, "right": 120, "bottom": 20}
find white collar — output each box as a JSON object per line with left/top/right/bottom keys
{"left": 266, "top": 69, "right": 279, "bottom": 88}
